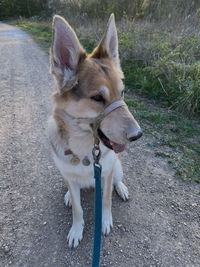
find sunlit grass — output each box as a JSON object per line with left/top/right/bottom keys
{"left": 125, "top": 97, "right": 200, "bottom": 183}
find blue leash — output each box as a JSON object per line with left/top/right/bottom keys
{"left": 90, "top": 101, "right": 125, "bottom": 266}
{"left": 92, "top": 164, "right": 102, "bottom": 267}
{"left": 92, "top": 139, "right": 102, "bottom": 267}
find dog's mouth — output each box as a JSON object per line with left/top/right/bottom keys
{"left": 97, "top": 129, "right": 126, "bottom": 153}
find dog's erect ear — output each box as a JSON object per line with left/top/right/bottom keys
{"left": 91, "top": 14, "right": 120, "bottom": 67}
{"left": 51, "top": 15, "right": 86, "bottom": 93}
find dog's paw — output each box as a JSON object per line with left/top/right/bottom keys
{"left": 67, "top": 222, "right": 84, "bottom": 248}
{"left": 102, "top": 210, "right": 113, "bottom": 236}
{"left": 64, "top": 191, "right": 72, "bottom": 207}
{"left": 115, "top": 181, "right": 129, "bottom": 201}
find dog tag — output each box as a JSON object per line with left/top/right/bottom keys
{"left": 70, "top": 156, "right": 80, "bottom": 165}
{"left": 82, "top": 157, "right": 90, "bottom": 166}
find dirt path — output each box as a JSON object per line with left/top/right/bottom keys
{"left": 0, "top": 23, "right": 200, "bottom": 267}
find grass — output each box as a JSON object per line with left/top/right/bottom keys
{"left": 12, "top": 21, "right": 52, "bottom": 52}
{"left": 8, "top": 19, "right": 200, "bottom": 183}
{"left": 125, "top": 97, "right": 200, "bottom": 183}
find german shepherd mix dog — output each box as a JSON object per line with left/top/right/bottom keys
{"left": 48, "top": 14, "right": 142, "bottom": 248}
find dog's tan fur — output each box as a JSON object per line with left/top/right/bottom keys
{"left": 48, "top": 14, "right": 142, "bottom": 248}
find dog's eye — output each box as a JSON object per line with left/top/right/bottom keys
{"left": 91, "top": 94, "right": 105, "bottom": 103}
{"left": 121, "top": 90, "right": 125, "bottom": 98}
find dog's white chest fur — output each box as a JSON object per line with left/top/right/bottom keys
{"left": 53, "top": 143, "right": 116, "bottom": 188}
{"left": 48, "top": 116, "right": 116, "bottom": 188}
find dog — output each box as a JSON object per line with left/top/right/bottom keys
{"left": 48, "top": 14, "right": 142, "bottom": 248}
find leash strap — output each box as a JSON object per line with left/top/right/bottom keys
{"left": 101, "top": 100, "right": 125, "bottom": 117}
{"left": 90, "top": 102, "right": 125, "bottom": 266}
{"left": 92, "top": 139, "right": 102, "bottom": 267}
{"left": 56, "top": 100, "right": 126, "bottom": 129}
{"left": 92, "top": 163, "right": 102, "bottom": 267}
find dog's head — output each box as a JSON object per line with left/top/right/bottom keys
{"left": 51, "top": 14, "right": 142, "bottom": 153}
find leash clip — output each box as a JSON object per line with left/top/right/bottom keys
{"left": 92, "top": 137, "right": 102, "bottom": 169}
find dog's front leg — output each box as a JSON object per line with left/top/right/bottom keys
{"left": 64, "top": 180, "right": 84, "bottom": 248}
{"left": 102, "top": 166, "right": 114, "bottom": 235}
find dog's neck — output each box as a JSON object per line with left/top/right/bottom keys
{"left": 68, "top": 130, "right": 94, "bottom": 156}
{"left": 55, "top": 110, "right": 110, "bottom": 157}
{"left": 59, "top": 114, "right": 95, "bottom": 156}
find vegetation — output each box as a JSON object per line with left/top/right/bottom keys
{"left": 3, "top": 0, "right": 200, "bottom": 182}
{"left": 121, "top": 27, "right": 200, "bottom": 115}
{"left": 3, "top": 0, "right": 198, "bottom": 22}
{"left": 0, "top": 0, "right": 49, "bottom": 18}
{"left": 125, "top": 97, "right": 200, "bottom": 183}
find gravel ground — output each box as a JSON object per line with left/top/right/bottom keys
{"left": 0, "top": 23, "right": 200, "bottom": 267}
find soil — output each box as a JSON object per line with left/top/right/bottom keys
{"left": 0, "top": 23, "right": 200, "bottom": 267}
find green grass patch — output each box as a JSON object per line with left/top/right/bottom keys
{"left": 125, "top": 97, "right": 200, "bottom": 183}
{"left": 10, "top": 21, "right": 52, "bottom": 52}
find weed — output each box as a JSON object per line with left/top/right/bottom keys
{"left": 126, "top": 96, "right": 200, "bottom": 183}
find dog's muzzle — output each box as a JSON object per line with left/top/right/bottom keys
{"left": 86, "top": 101, "right": 126, "bottom": 137}
{"left": 56, "top": 100, "right": 142, "bottom": 143}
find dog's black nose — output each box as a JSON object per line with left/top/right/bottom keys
{"left": 127, "top": 130, "right": 143, "bottom": 142}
